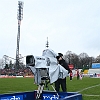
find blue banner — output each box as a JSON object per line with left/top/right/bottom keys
{"left": 92, "top": 63, "right": 100, "bottom": 68}
{"left": 1, "top": 95, "right": 23, "bottom": 100}
{"left": 0, "top": 91, "right": 82, "bottom": 100}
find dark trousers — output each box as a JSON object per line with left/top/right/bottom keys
{"left": 70, "top": 76, "right": 72, "bottom": 80}
{"left": 77, "top": 74, "right": 79, "bottom": 80}
{"left": 55, "top": 78, "right": 66, "bottom": 92}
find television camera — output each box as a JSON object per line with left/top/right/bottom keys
{"left": 26, "top": 49, "right": 68, "bottom": 99}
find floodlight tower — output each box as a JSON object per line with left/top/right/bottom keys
{"left": 46, "top": 37, "right": 49, "bottom": 48}
{"left": 16, "top": 1, "right": 23, "bottom": 69}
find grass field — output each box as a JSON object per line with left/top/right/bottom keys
{"left": 0, "top": 77, "right": 100, "bottom": 100}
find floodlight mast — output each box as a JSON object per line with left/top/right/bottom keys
{"left": 46, "top": 37, "right": 49, "bottom": 48}
{"left": 16, "top": 1, "right": 23, "bottom": 69}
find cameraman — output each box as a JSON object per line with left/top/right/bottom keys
{"left": 55, "top": 53, "right": 70, "bottom": 92}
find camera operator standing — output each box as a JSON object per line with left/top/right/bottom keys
{"left": 55, "top": 53, "right": 71, "bottom": 92}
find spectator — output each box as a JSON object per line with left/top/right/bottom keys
{"left": 77, "top": 69, "right": 79, "bottom": 80}
{"left": 70, "top": 70, "right": 73, "bottom": 81}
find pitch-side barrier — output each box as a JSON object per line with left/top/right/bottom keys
{"left": 0, "top": 90, "right": 82, "bottom": 100}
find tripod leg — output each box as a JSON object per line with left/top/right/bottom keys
{"left": 51, "top": 85, "right": 59, "bottom": 98}
{"left": 36, "top": 84, "right": 44, "bottom": 100}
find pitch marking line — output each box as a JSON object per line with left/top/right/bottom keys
{"left": 77, "top": 84, "right": 100, "bottom": 93}
{"left": 83, "top": 94, "right": 100, "bottom": 97}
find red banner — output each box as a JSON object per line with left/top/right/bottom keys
{"left": 68, "top": 64, "right": 74, "bottom": 70}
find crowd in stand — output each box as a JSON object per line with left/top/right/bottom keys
{"left": 0, "top": 67, "right": 33, "bottom": 76}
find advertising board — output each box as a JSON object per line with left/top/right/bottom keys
{"left": 68, "top": 64, "right": 74, "bottom": 70}
{"left": 92, "top": 63, "right": 100, "bottom": 68}
{"left": 0, "top": 91, "right": 82, "bottom": 100}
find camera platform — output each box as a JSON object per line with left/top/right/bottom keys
{"left": 0, "top": 90, "right": 82, "bottom": 100}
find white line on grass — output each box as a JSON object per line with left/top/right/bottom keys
{"left": 77, "top": 84, "right": 100, "bottom": 93}
{"left": 83, "top": 94, "right": 100, "bottom": 97}
{"left": 0, "top": 91, "right": 21, "bottom": 93}
{"left": 77, "top": 84, "right": 100, "bottom": 97}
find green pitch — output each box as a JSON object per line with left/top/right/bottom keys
{"left": 0, "top": 77, "right": 100, "bottom": 100}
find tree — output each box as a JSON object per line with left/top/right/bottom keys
{"left": 70, "top": 53, "right": 80, "bottom": 69}
{"left": 9, "top": 60, "right": 14, "bottom": 69}
{"left": 64, "top": 51, "right": 72, "bottom": 64}
{"left": 64, "top": 51, "right": 80, "bottom": 69}
{"left": 0, "top": 59, "right": 3, "bottom": 69}
{"left": 4, "top": 64, "right": 9, "bottom": 69}
{"left": 95, "top": 55, "right": 100, "bottom": 63}
{"left": 79, "top": 53, "right": 89, "bottom": 69}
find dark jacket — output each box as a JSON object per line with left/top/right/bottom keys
{"left": 59, "top": 58, "right": 70, "bottom": 73}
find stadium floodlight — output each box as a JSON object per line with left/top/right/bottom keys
{"left": 16, "top": 1, "right": 24, "bottom": 70}
{"left": 17, "top": 1, "right": 23, "bottom": 21}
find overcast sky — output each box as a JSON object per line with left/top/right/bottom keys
{"left": 0, "top": 0, "right": 100, "bottom": 60}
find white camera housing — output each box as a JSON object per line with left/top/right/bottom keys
{"left": 26, "top": 49, "right": 68, "bottom": 85}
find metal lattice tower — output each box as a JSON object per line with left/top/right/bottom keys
{"left": 16, "top": 1, "right": 23, "bottom": 69}
{"left": 46, "top": 37, "right": 49, "bottom": 48}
